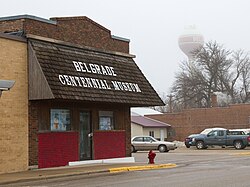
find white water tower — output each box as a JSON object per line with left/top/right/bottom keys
{"left": 178, "top": 25, "right": 204, "bottom": 60}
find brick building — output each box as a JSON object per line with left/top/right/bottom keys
{"left": 0, "top": 15, "right": 163, "bottom": 173}
{"left": 147, "top": 104, "right": 250, "bottom": 141}
{"left": 0, "top": 34, "right": 28, "bottom": 174}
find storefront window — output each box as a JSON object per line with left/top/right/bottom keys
{"left": 99, "top": 111, "right": 114, "bottom": 130}
{"left": 51, "top": 109, "right": 71, "bottom": 131}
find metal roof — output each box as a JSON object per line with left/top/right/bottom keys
{"left": 131, "top": 107, "right": 162, "bottom": 116}
{"left": 131, "top": 116, "right": 171, "bottom": 128}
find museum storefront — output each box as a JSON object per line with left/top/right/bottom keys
{"left": 0, "top": 14, "right": 163, "bottom": 172}
{"left": 28, "top": 36, "right": 163, "bottom": 168}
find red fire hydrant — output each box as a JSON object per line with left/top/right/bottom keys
{"left": 148, "top": 150, "right": 156, "bottom": 164}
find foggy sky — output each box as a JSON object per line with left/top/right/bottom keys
{"left": 1, "top": 0, "right": 250, "bottom": 95}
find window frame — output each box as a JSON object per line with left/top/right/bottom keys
{"left": 149, "top": 131, "right": 155, "bottom": 137}
{"left": 98, "top": 111, "right": 114, "bottom": 130}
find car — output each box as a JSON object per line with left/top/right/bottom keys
{"left": 185, "top": 127, "right": 226, "bottom": 148}
{"left": 131, "top": 136, "right": 177, "bottom": 153}
{"left": 185, "top": 128, "right": 250, "bottom": 149}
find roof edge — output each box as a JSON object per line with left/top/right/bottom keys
{"left": 0, "top": 32, "right": 26, "bottom": 42}
{"left": 26, "top": 34, "right": 136, "bottom": 58}
{"left": 0, "top": 14, "right": 57, "bottom": 25}
{"left": 132, "top": 121, "right": 169, "bottom": 128}
{"left": 50, "top": 16, "right": 110, "bottom": 33}
{"left": 111, "top": 35, "right": 130, "bottom": 42}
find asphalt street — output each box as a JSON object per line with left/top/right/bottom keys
{"left": 4, "top": 146, "right": 250, "bottom": 187}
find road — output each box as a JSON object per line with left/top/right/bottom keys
{"left": 5, "top": 147, "right": 250, "bottom": 187}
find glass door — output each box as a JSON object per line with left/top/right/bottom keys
{"left": 79, "top": 111, "right": 92, "bottom": 160}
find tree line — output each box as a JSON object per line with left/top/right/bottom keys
{"left": 155, "top": 41, "right": 250, "bottom": 113}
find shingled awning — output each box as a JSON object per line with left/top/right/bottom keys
{"left": 28, "top": 37, "right": 164, "bottom": 106}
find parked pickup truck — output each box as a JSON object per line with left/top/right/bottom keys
{"left": 185, "top": 128, "right": 250, "bottom": 149}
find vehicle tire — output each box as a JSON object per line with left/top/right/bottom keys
{"left": 131, "top": 145, "right": 137, "bottom": 153}
{"left": 185, "top": 145, "right": 190, "bottom": 148}
{"left": 158, "top": 145, "right": 167, "bottom": 152}
{"left": 234, "top": 140, "right": 244, "bottom": 149}
{"left": 196, "top": 141, "right": 205, "bottom": 149}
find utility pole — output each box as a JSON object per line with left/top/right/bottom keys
{"left": 167, "top": 94, "right": 174, "bottom": 113}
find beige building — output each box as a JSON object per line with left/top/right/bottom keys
{"left": 0, "top": 34, "right": 28, "bottom": 174}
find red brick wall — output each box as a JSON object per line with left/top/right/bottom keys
{"left": 0, "top": 16, "right": 129, "bottom": 53}
{"left": 93, "top": 131, "right": 126, "bottom": 159}
{"left": 0, "top": 19, "right": 24, "bottom": 33}
{"left": 28, "top": 101, "right": 39, "bottom": 165}
{"left": 147, "top": 104, "right": 250, "bottom": 141}
{"left": 38, "top": 132, "right": 79, "bottom": 168}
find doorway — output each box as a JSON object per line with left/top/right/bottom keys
{"left": 160, "top": 129, "right": 165, "bottom": 141}
{"left": 79, "top": 111, "right": 92, "bottom": 160}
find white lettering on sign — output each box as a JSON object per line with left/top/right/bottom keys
{"left": 111, "top": 81, "right": 141, "bottom": 93}
{"left": 57, "top": 61, "right": 141, "bottom": 93}
{"left": 72, "top": 61, "right": 117, "bottom": 76}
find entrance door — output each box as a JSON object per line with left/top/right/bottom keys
{"left": 160, "top": 129, "right": 165, "bottom": 141}
{"left": 79, "top": 111, "right": 92, "bottom": 160}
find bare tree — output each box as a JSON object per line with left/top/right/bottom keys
{"left": 171, "top": 61, "right": 208, "bottom": 108}
{"left": 170, "top": 41, "right": 250, "bottom": 109}
{"left": 152, "top": 92, "right": 180, "bottom": 113}
{"left": 194, "top": 41, "right": 232, "bottom": 105}
{"left": 152, "top": 91, "right": 168, "bottom": 113}
{"left": 235, "top": 50, "right": 250, "bottom": 103}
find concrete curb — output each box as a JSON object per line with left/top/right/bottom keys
{"left": 0, "top": 169, "right": 109, "bottom": 185}
{"left": 0, "top": 163, "right": 177, "bottom": 185}
{"left": 109, "top": 163, "right": 177, "bottom": 173}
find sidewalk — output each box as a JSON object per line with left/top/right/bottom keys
{"left": 0, "top": 162, "right": 176, "bottom": 185}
